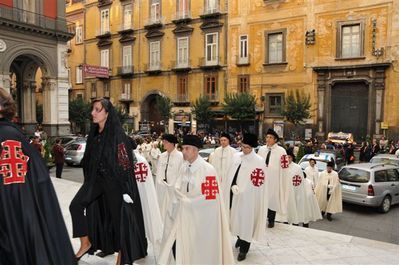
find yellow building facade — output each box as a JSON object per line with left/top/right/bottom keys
{"left": 67, "top": 0, "right": 228, "bottom": 133}
{"left": 228, "top": 0, "right": 399, "bottom": 140}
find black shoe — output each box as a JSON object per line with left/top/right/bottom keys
{"left": 303, "top": 223, "right": 309, "bottom": 228}
{"left": 76, "top": 247, "right": 92, "bottom": 261}
{"left": 327, "top": 214, "right": 332, "bottom": 221}
{"left": 267, "top": 222, "right": 275, "bottom": 228}
{"left": 237, "top": 252, "right": 247, "bottom": 262}
{"left": 235, "top": 239, "right": 240, "bottom": 249}
{"left": 96, "top": 251, "right": 114, "bottom": 258}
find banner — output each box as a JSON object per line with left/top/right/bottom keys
{"left": 83, "top": 64, "right": 109, "bottom": 78}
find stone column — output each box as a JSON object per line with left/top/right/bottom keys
{"left": 21, "top": 80, "right": 37, "bottom": 133}
{"left": 374, "top": 67, "right": 386, "bottom": 137}
{"left": 316, "top": 72, "right": 326, "bottom": 139}
{"left": 0, "top": 73, "right": 11, "bottom": 93}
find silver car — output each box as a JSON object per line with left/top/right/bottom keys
{"left": 339, "top": 163, "right": 399, "bottom": 213}
{"left": 64, "top": 139, "right": 86, "bottom": 166}
{"left": 370, "top": 154, "right": 399, "bottom": 166}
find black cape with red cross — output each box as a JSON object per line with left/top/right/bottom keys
{"left": 0, "top": 119, "right": 76, "bottom": 265}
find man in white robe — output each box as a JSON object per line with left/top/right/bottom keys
{"left": 304, "top": 158, "right": 319, "bottom": 188}
{"left": 258, "top": 128, "right": 289, "bottom": 228}
{"left": 209, "top": 132, "right": 237, "bottom": 184}
{"left": 133, "top": 149, "right": 163, "bottom": 253}
{"left": 223, "top": 133, "right": 267, "bottom": 262}
{"left": 315, "top": 161, "right": 342, "bottom": 221}
{"left": 158, "top": 135, "right": 234, "bottom": 265}
{"left": 277, "top": 150, "right": 306, "bottom": 226}
{"left": 303, "top": 176, "right": 323, "bottom": 226}
{"left": 155, "top": 134, "right": 184, "bottom": 222}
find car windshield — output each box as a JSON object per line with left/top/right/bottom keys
{"left": 300, "top": 161, "right": 328, "bottom": 171}
{"left": 66, "top": 143, "right": 84, "bottom": 151}
{"left": 339, "top": 168, "right": 370, "bottom": 183}
{"left": 370, "top": 157, "right": 399, "bottom": 166}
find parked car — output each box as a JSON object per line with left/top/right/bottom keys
{"left": 64, "top": 139, "right": 87, "bottom": 166}
{"left": 339, "top": 163, "right": 399, "bottom": 213}
{"left": 299, "top": 151, "right": 345, "bottom": 172}
{"left": 48, "top": 135, "right": 85, "bottom": 149}
{"left": 199, "top": 148, "right": 215, "bottom": 162}
{"left": 370, "top": 154, "right": 399, "bottom": 166}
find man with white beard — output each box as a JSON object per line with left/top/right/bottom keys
{"left": 155, "top": 134, "right": 184, "bottom": 221}
{"left": 223, "top": 133, "right": 267, "bottom": 262}
{"left": 304, "top": 158, "right": 319, "bottom": 188}
{"left": 209, "top": 132, "right": 237, "bottom": 184}
{"left": 258, "top": 128, "right": 289, "bottom": 228}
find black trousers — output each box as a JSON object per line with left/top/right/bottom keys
{"left": 69, "top": 178, "right": 123, "bottom": 238}
{"left": 267, "top": 208, "right": 276, "bottom": 223}
{"left": 55, "top": 163, "right": 63, "bottom": 178}
{"left": 236, "top": 237, "right": 251, "bottom": 254}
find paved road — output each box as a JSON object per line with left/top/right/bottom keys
{"left": 52, "top": 164, "right": 399, "bottom": 246}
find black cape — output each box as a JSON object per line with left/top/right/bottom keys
{"left": 0, "top": 119, "right": 76, "bottom": 265}
{"left": 82, "top": 106, "right": 147, "bottom": 264}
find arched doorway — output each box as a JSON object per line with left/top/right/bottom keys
{"left": 140, "top": 93, "right": 164, "bottom": 134}
{"left": 331, "top": 82, "right": 369, "bottom": 140}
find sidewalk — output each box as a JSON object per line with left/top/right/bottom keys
{"left": 53, "top": 177, "right": 399, "bottom": 265}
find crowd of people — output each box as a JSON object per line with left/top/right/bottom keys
{"left": 3, "top": 85, "right": 394, "bottom": 264}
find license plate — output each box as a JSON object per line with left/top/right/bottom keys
{"left": 342, "top": 184, "right": 356, "bottom": 191}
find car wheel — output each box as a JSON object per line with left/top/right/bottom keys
{"left": 378, "top": 195, "right": 391, "bottom": 213}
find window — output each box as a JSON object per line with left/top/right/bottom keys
{"left": 177, "top": 0, "right": 190, "bottom": 18}
{"left": 123, "top": 4, "right": 132, "bottom": 30}
{"left": 177, "top": 75, "right": 188, "bottom": 102}
{"left": 100, "top": 49, "right": 109, "bottom": 68}
{"left": 205, "top": 33, "right": 218, "bottom": 65}
{"left": 90, "top": 82, "right": 97, "bottom": 98}
{"left": 100, "top": 9, "right": 110, "bottom": 35}
{"left": 177, "top": 37, "right": 189, "bottom": 67}
{"left": 75, "top": 26, "right": 83, "bottom": 44}
{"left": 122, "top": 81, "right": 131, "bottom": 99}
{"left": 204, "top": 74, "right": 218, "bottom": 101}
{"left": 122, "top": 45, "right": 132, "bottom": 67}
{"left": 76, "top": 66, "right": 83, "bottom": 84}
{"left": 76, "top": 93, "right": 83, "bottom": 100}
{"left": 238, "top": 75, "right": 249, "bottom": 93}
{"left": 266, "top": 93, "right": 284, "bottom": 116}
{"left": 265, "top": 29, "right": 286, "bottom": 64}
{"left": 374, "top": 170, "right": 387, "bottom": 183}
{"left": 150, "top": 0, "right": 161, "bottom": 23}
{"left": 239, "top": 35, "right": 248, "bottom": 60}
{"left": 337, "top": 22, "right": 363, "bottom": 58}
{"left": 149, "top": 41, "right": 160, "bottom": 70}
{"left": 387, "top": 169, "right": 399, "bottom": 182}
{"left": 103, "top": 81, "right": 110, "bottom": 98}
{"left": 205, "top": 0, "right": 217, "bottom": 13}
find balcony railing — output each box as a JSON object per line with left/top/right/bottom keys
{"left": 0, "top": 5, "right": 74, "bottom": 35}
{"left": 118, "top": 23, "right": 133, "bottom": 32}
{"left": 119, "top": 93, "right": 133, "bottom": 102}
{"left": 173, "top": 11, "right": 192, "bottom": 22}
{"left": 144, "top": 16, "right": 164, "bottom": 27}
{"left": 172, "top": 59, "right": 191, "bottom": 71}
{"left": 145, "top": 62, "right": 162, "bottom": 73}
{"left": 199, "top": 57, "right": 221, "bottom": 68}
{"left": 236, "top": 54, "right": 250, "bottom": 66}
{"left": 176, "top": 94, "right": 189, "bottom": 103}
{"left": 201, "top": 6, "right": 222, "bottom": 18}
{"left": 117, "top": 65, "right": 134, "bottom": 76}
{"left": 96, "top": 28, "right": 111, "bottom": 37}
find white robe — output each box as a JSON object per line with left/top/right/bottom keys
{"left": 133, "top": 151, "right": 163, "bottom": 252}
{"left": 276, "top": 162, "right": 306, "bottom": 224}
{"left": 315, "top": 170, "right": 343, "bottom": 214}
{"left": 155, "top": 148, "right": 184, "bottom": 222}
{"left": 304, "top": 165, "right": 319, "bottom": 188}
{"left": 303, "top": 178, "right": 323, "bottom": 223}
{"left": 209, "top": 145, "right": 237, "bottom": 184}
{"left": 223, "top": 151, "right": 267, "bottom": 242}
{"left": 149, "top": 146, "right": 161, "bottom": 172}
{"left": 258, "top": 143, "right": 289, "bottom": 214}
{"left": 158, "top": 156, "right": 234, "bottom": 265}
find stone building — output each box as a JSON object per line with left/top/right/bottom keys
{"left": 0, "top": 0, "right": 74, "bottom": 135}
{"left": 228, "top": 0, "right": 399, "bottom": 140}
{"left": 66, "top": 0, "right": 228, "bottom": 134}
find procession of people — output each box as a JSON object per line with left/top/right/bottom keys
{"left": 0, "top": 87, "right": 344, "bottom": 264}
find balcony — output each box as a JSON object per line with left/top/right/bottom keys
{"left": 236, "top": 54, "right": 250, "bottom": 66}
{"left": 0, "top": 5, "right": 75, "bottom": 41}
{"left": 117, "top": 65, "right": 134, "bottom": 77}
{"left": 200, "top": 6, "right": 222, "bottom": 19}
{"left": 98, "top": 0, "right": 113, "bottom": 8}
{"left": 174, "top": 95, "right": 190, "bottom": 106}
{"left": 199, "top": 57, "right": 222, "bottom": 70}
{"left": 119, "top": 93, "right": 133, "bottom": 103}
{"left": 172, "top": 60, "right": 192, "bottom": 72}
{"left": 96, "top": 29, "right": 111, "bottom": 38}
{"left": 206, "top": 93, "right": 219, "bottom": 105}
{"left": 144, "top": 16, "right": 164, "bottom": 30}
{"left": 172, "top": 11, "right": 192, "bottom": 24}
{"left": 145, "top": 62, "right": 162, "bottom": 75}
{"left": 118, "top": 24, "right": 133, "bottom": 34}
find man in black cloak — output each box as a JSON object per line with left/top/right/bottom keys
{"left": 69, "top": 97, "right": 147, "bottom": 264}
{"left": 0, "top": 87, "right": 76, "bottom": 265}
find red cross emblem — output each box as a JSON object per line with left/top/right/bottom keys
{"left": 134, "top": 162, "right": 148, "bottom": 182}
{"left": 118, "top": 143, "right": 131, "bottom": 170}
{"left": 292, "top": 175, "right": 302, "bottom": 186}
{"left": 250, "top": 168, "right": 265, "bottom": 187}
{"left": 201, "top": 176, "right": 219, "bottom": 200}
{"left": 0, "top": 140, "right": 29, "bottom": 185}
{"left": 280, "top": 155, "right": 289, "bottom": 168}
